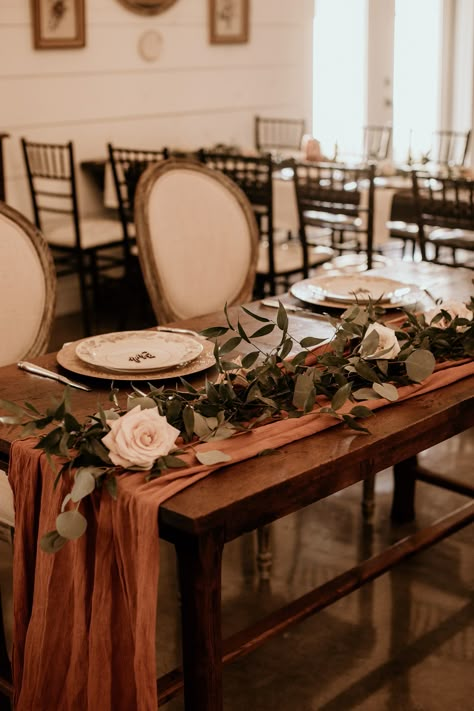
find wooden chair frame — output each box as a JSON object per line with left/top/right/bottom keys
{"left": 363, "top": 125, "right": 392, "bottom": 161}
{"left": 255, "top": 116, "right": 306, "bottom": 153}
{"left": 107, "top": 143, "right": 169, "bottom": 252}
{"left": 0, "top": 201, "right": 56, "bottom": 360}
{"left": 292, "top": 160, "right": 376, "bottom": 269}
{"left": 134, "top": 158, "right": 259, "bottom": 324}
{"left": 412, "top": 171, "right": 474, "bottom": 266}
{"left": 21, "top": 138, "right": 123, "bottom": 335}
{"left": 0, "top": 134, "right": 9, "bottom": 202}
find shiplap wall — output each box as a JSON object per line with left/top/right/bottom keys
{"left": 1, "top": 0, "right": 314, "bottom": 217}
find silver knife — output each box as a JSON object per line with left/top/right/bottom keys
{"left": 17, "top": 361, "right": 92, "bottom": 391}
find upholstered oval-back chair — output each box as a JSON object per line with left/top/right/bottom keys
{"left": 133, "top": 158, "right": 259, "bottom": 324}
{"left": 0, "top": 201, "right": 56, "bottom": 696}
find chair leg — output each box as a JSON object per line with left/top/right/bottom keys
{"left": 76, "top": 252, "right": 91, "bottom": 336}
{"left": 256, "top": 525, "right": 272, "bottom": 581}
{"left": 391, "top": 456, "right": 417, "bottom": 523}
{"left": 361, "top": 475, "right": 376, "bottom": 523}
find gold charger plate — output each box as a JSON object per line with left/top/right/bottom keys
{"left": 57, "top": 336, "right": 216, "bottom": 381}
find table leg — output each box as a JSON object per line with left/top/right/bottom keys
{"left": 175, "top": 529, "right": 225, "bottom": 711}
{"left": 391, "top": 456, "right": 417, "bottom": 523}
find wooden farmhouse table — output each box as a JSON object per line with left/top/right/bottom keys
{"left": 0, "top": 261, "right": 473, "bottom": 710}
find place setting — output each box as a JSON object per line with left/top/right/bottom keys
{"left": 55, "top": 328, "right": 216, "bottom": 382}
{"left": 289, "top": 274, "right": 421, "bottom": 311}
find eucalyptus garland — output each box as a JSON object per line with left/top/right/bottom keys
{"left": 1, "top": 297, "right": 473, "bottom": 553}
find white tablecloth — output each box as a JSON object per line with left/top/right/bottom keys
{"left": 273, "top": 173, "right": 406, "bottom": 245}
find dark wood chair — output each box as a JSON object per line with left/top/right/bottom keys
{"left": 412, "top": 171, "right": 474, "bottom": 267}
{"left": 107, "top": 143, "right": 169, "bottom": 257}
{"left": 197, "top": 150, "right": 333, "bottom": 296}
{"left": 0, "top": 134, "right": 9, "bottom": 202}
{"left": 363, "top": 125, "right": 392, "bottom": 161}
{"left": 255, "top": 116, "right": 306, "bottom": 154}
{"left": 21, "top": 138, "right": 125, "bottom": 335}
{"left": 292, "top": 160, "right": 376, "bottom": 269}
{"left": 430, "top": 129, "right": 471, "bottom": 168}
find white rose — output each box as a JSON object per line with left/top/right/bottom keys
{"left": 102, "top": 405, "right": 180, "bottom": 470}
{"left": 362, "top": 322, "right": 401, "bottom": 360}
{"left": 425, "top": 300, "right": 473, "bottom": 330}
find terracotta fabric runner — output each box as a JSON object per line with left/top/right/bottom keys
{"left": 8, "top": 360, "right": 474, "bottom": 711}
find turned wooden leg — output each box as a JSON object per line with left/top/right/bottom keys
{"left": 256, "top": 525, "right": 273, "bottom": 582}
{"left": 175, "top": 529, "right": 225, "bottom": 711}
{"left": 391, "top": 456, "right": 417, "bottom": 523}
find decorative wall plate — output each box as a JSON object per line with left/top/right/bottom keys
{"left": 116, "top": 0, "right": 178, "bottom": 16}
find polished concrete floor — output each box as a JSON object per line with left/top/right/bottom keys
{"left": 1, "top": 300, "right": 473, "bottom": 710}
{"left": 158, "top": 432, "right": 474, "bottom": 711}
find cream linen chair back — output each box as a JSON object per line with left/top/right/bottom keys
{"left": 0, "top": 202, "right": 56, "bottom": 366}
{"left": 134, "top": 159, "right": 259, "bottom": 324}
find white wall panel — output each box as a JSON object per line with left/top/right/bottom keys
{"left": 0, "top": 0, "right": 314, "bottom": 313}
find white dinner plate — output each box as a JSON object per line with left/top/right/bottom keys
{"left": 75, "top": 330, "right": 204, "bottom": 372}
{"left": 290, "top": 275, "right": 417, "bottom": 309}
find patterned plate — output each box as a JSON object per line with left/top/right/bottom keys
{"left": 75, "top": 330, "right": 204, "bottom": 372}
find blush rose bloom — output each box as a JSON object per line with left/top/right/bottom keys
{"left": 362, "top": 322, "right": 401, "bottom": 360}
{"left": 102, "top": 405, "right": 180, "bottom": 470}
{"left": 425, "top": 300, "right": 473, "bottom": 330}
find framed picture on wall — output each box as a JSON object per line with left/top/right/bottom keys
{"left": 32, "top": 0, "right": 86, "bottom": 49}
{"left": 209, "top": 0, "right": 249, "bottom": 45}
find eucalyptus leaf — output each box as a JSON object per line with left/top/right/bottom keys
{"left": 276, "top": 303, "right": 288, "bottom": 332}
{"left": 105, "top": 476, "right": 118, "bottom": 500}
{"left": 56, "top": 510, "right": 88, "bottom": 540}
{"left": 353, "top": 387, "right": 378, "bottom": 400}
{"left": 199, "top": 325, "right": 229, "bottom": 338}
{"left": 251, "top": 323, "right": 276, "bottom": 339}
{"left": 349, "top": 405, "right": 374, "bottom": 418}
{"left": 71, "top": 467, "right": 97, "bottom": 502}
{"left": 293, "top": 373, "right": 314, "bottom": 409}
{"left": 405, "top": 349, "right": 436, "bottom": 383}
{"left": 241, "top": 351, "right": 260, "bottom": 369}
{"left": 360, "top": 329, "right": 379, "bottom": 358}
{"left": 373, "top": 382, "right": 399, "bottom": 402}
{"left": 40, "top": 530, "right": 68, "bottom": 554}
{"left": 196, "top": 450, "right": 232, "bottom": 466}
{"left": 300, "top": 336, "right": 326, "bottom": 348}
{"left": 241, "top": 305, "right": 271, "bottom": 323}
{"left": 127, "top": 396, "right": 156, "bottom": 411}
{"left": 219, "top": 336, "right": 242, "bottom": 355}
{"left": 331, "top": 383, "right": 351, "bottom": 411}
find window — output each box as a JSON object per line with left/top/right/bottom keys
{"left": 312, "top": 0, "right": 367, "bottom": 161}
{"left": 392, "top": 0, "right": 443, "bottom": 163}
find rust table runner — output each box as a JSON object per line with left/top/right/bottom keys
{"left": 9, "top": 360, "right": 474, "bottom": 711}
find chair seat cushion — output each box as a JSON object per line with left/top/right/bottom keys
{"left": 387, "top": 220, "right": 418, "bottom": 238}
{"left": 304, "top": 210, "right": 361, "bottom": 229}
{"left": 429, "top": 228, "right": 474, "bottom": 247}
{"left": 257, "top": 241, "right": 333, "bottom": 275}
{"left": 0, "top": 470, "right": 14, "bottom": 528}
{"left": 45, "top": 218, "right": 123, "bottom": 249}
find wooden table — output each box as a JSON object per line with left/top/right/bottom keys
{"left": 1, "top": 262, "right": 473, "bottom": 710}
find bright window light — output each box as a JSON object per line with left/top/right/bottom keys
{"left": 392, "top": 0, "right": 442, "bottom": 163}
{"left": 312, "top": 0, "right": 367, "bottom": 160}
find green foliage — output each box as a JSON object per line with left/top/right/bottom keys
{"left": 2, "top": 296, "right": 473, "bottom": 554}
